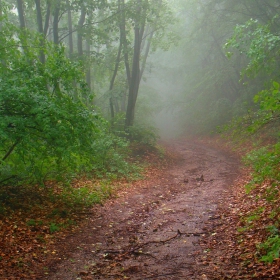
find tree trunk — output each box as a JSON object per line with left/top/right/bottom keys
{"left": 35, "top": 0, "right": 45, "bottom": 64}
{"left": 119, "top": 0, "right": 131, "bottom": 84}
{"left": 109, "top": 38, "right": 123, "bottom": 120}
{"left": 53, "top": 1, "right": 60, "bottom": 44}
{"left": 77, "top": 5, "right": 86, "bottom": 57}
{"left": 16, "top": 0, "right": 25, "bottom": 28}
{"left": 140, "top": 0, "right": 162, "bottom": 80}
{"left": 125, "top": 24, "right": 142, "bottom": 128}
{"left": 125, "top": 0, "right": 146, "bottom": 128}
{"left": 44, "top": 1, "right": 51, "bottom": 36}
{"left": 140, "top": 28, "right": 154, "bottom": 81}
{"left": 67, "top": 0, "right": 74, "bottom": 57}
{"left": 0, "top": 0, "right": 3, "bottom": 30}
{"left": 108, "top": 0, "right": 125, "bottom": 120}
{"left": 16, "top": 0, "right": 30, "bottom": 57}
{"left": 86, "top": 39, "right": 91, "bottom": 91}
{"left": 35, "top": 0, "right": 44, "bottom": 34}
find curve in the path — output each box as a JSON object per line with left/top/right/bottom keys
{"left": 45, "top": 140, "right": 239, "bottom": 280}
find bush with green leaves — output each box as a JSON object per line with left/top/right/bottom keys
{"left": 128, "top": 124, "right": 159, "bottom": 146}
{"left": 0, "top": 27, "right": 95, "bottom": 184}
{"left": 225, "top": 17, "right": 280, "bottom": 264}
{"left": 0, "top": 22, "right": 136, "bottom": 187}
{"left": 258, "top": 226, "right": 280, "bottom": 263}
{"left": 225, "top": 18, "right": 280, "bottom": 132}
{"left": 225, "top": 18, "right": 280, "bottom": 79}
{"left": 245, "top": 143, "right": 280, "bottom": 184}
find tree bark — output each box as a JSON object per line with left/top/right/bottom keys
{"left": 0, "top": 0, "right": 3, "bottom": 30}
{"left": 86, "top": 39, "right": 91, "bottom": 91}
{"left": 125, "top": 0, "right": 146, "bottom": 128}
{"left": 108, "top": 0, "right": 126, "bottom": 120}
{"left": 140, "top": 0, "right": 162, "bottom": 80}
{"left": 16, "top": 0, "right": 25, "bottom": 29}
{"left": 109, "top": 38, "right": 123, "bottom": 119}
{"left": 125, "top": 24, "right": 142, "bottom": 128}
{"left": 44, "top": 1, "right": 51, "bottom": 36}
{"left": 53, "top": 1, "right": 60, "bottom": 44}
{"left": 140, "top": 28, "right": 154, "bottom": 81}
{"left": 67, "top": 0, "right": 74, "bottom": 57}
{"left": 119, "top": 0, "right": 131, "bottom": 84}
{"left": 16, "top": 0, "right": 30, "bottom": 57}
{"left": 77, "top": 5, "right": 86, "bottom": 57}
{"left": 35, "top": 0, "right": 45, "bottom": 63}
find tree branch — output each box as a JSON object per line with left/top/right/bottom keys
{"left": 2, "top": 140, "right": 20, "bottom": 161}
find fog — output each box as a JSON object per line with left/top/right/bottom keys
{"left": 139, "top": 50, "right": 185, "bottom": 140}
{"left": 135, "top": 0, "right": 278, "bottom": 140}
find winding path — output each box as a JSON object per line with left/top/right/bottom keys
{"left": 45, "top": 140, "right": 239, "bottom": 280}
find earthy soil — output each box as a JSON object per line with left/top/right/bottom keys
{"left": 43, "top": 139, "right": 240, "bottom": 280}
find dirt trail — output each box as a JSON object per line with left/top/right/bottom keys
{"left": 45, "top": 140, "right": 239, "bottom": 280}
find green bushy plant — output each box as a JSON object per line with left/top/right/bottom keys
{"left": 245, "top": 143, "right": 280, "bottom": 184}
{"left": 127, "top": 123, "right": 159, "bottom": 146}
{"left": 258, "top": 226, "right": 280, "bottom": 263}
{"left": 224, "top": 16, "right": 280, "bottom": 267}
{"left": 49, "top": 222, "right": 60, "bottom": 234}
{"left": 61, "top": 187, "right": 101, "bottom": 208}
{"left": 0, "top": 22, "right": 137, "bottom": 188}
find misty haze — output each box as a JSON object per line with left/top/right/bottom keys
{"left": 1, "top": 0, "right": 280, "bottom": 279}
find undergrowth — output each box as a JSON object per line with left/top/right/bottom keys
{"left": 221, "top": 111, "right": 280, "bottom": 266}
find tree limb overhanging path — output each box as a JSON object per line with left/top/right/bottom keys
{"left": 45, "top": 140, "right": 239, "bottom": 280}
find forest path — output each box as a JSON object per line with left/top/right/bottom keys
{"left": 45, "top": 139, "right": 239, "bottom": 280}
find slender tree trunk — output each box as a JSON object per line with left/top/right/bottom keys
{"left": 67, "top": 0, "right": 74, "bottom": 57}
{"left": 119, "top": 0, "right": 131, "bottom": 84}
{"left": 125, "top": 24, "right": 142, "bottom": 128}
{"left": 109, "top": 39, "right": 123, "bottom": 119}
{"left": 108, "top": 0, "right": 125, "bottom": 120}
{"left": 35, "top": 0, "right": 43, "bottom": 34}
{"left": 16, "top": 0, "right": 25, "bottom": 28}
{"left": 86, "top": 39, "right": 91, "bottom": 91}
{"left": 44, "top": 1, "right": 51, "bottom": 36}
{"left": 140, "top": 29, "right": 154, "bottom": 81}
{"left": 139, "top": 0, "right": 161, "bottom": 81}
{"left": 77, "top": 5, "right": 86, "bottom": 57}
{"left": 53, "top": 1, "right": 60, "bottom": 44}
{"left": 16, "top": 0, "right": 30, "bottom": 57}
{"left": 0, "top": 0, "right": 5, "bottom": 67}
{"left": 125, "top": 0, "right": 146, "bottom": 128}
{"left": 52, "top": 1, "right": 62, "bottom": 97}
{"left": 0, "top": 0, "right": 3, "bottom": 30}
{"left": 35, "top": 0, "right": 45, "bottom": 64}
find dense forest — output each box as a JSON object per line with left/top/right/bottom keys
{"left": 1, "top": 0, "right": 280, "bottom": 279}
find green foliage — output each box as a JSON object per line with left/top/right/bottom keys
{"left": 0, "top": 22, "right": 138, "bottom": 187}
{"left": 59, "top": 182, "right": 114, "bottom": 209}
{"left": 128, "top": 124, "right": 159, "bottom": 146}
{"left": 225, "top": 18, "right": 280, "bottom": 78}
{"left": 259, "top": 226, "right": 280, "bottom": 263}
{"left": 225, "top": 16, "right": 280, "bottom": 265}
{"left": 26, "top": 219, "right": 37, "bottom": 227}
{"left": 245, "top": 143, "right": 280, "bottom": 184}
{"left": 26, "top": 219, "right": 43, "bottom": 227}
{"left": 61, "top": 186, "right": 101, "bottom": 207}
{"left": 254, "top": 81, "right": 280, "bottom": 113}
{"left": 222, "top": 15, "right": 280, "bottom": 138}
{"left": 90, "top": 129, "right": 132, "bottom": 177}
{"left": 49, "top": 222, "right": 60, "bottom": 234}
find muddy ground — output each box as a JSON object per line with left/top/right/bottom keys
{"left": 44, "top": 139, "right": 239, "bottom": 280}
